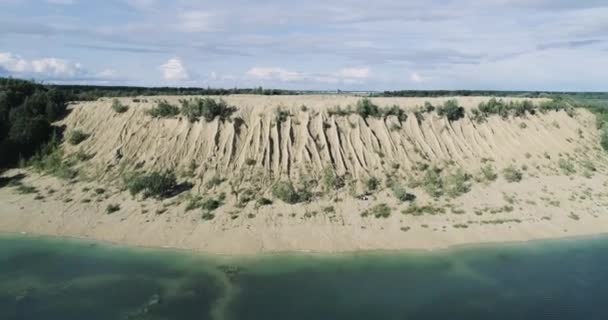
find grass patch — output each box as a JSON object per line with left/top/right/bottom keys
{"left": 361, "top": 203, "right": 391, "bottom": 218}
{"left": 402, "top": 203, "right": 446, "bottom": 216}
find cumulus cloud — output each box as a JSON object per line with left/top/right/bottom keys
{"left": 0, "top": 52, "right": 83, "bottom": 77}
{"left": 159, "top": 57, "right": 189, "bottom": 81}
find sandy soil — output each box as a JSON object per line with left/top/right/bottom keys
{"left": 1, "top": 95, "right": 608, "bottom": 254}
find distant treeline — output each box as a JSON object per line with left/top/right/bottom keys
{"left": 377, "top": 90, "right": 608, "bottom": 100}
{"left": 48, "top": 85, "right": 300, "bottom": 101}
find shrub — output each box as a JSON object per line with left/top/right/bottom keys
{"left": 106, "top": 204, "right": 120, "bottom": 214}
{"left": 436, "top": 99, "right": 464, "bottom": 121}
{"left": 180, "top": 97, "right": 236, "bottom": 122}
{"left": 421, "top": 166, "right": 443, "bottom": 197}
{"left": 390, "top": 183, "right": 416, "bottom": 202}
{"left": 271, "top": 181, "right": 311, "bottom": 204}
{"left": 147, "top": 100, "right": 179, "bottom": 118}
{"left": 444, "top": 169, "right": 471, "bottom": 197}
{"left": 365, "top": 176, "right": 380, "bottom": 192}
{"left": 479, "top": 164, "right": 498, "bottom": 182}
{"left": 111, "top": 99, "right": 129, "bottom": 113}
{"left": 201, "top": 197, "right": 222, "bottom": 211}
{"left": 503, "top": 165, "right": 523, "bottom": 183}
{"left": 244, "top": 158, "right": 256, "bottom": 166}
{"left": 68, "top": 130, "right": 89, "bottom": 145}
{"left": 126, "top": 171, "right": 178, "bottom": 198}
{"left": 382, "top": 105, "right": 408, "bottom": 121}
{"left": 558, "top": 159, "right": 576, "bottom": 175}
{"left": 355, "top": 98, "right": 380, "bottom": 118}
{"left": 321, "top": 168, "right": 345, "bottom": 192}
{"left": 256, "top": 197, "right": 273, "bottom": 206}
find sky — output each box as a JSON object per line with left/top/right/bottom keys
{"left": 0, "top": 0, "right": 607, "bottom": 91}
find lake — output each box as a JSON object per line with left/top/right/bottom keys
{"left": 1, "top": 234, "right": 607, "bottom": 320}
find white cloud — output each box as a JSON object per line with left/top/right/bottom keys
{"left": 160, "top": 57, "right": 189, "bottom": 81}
{"left": 0, "top": 52, "right": 82, "bottom": 77}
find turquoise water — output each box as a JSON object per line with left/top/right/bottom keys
{"left": 1, "top": 235, "right": 607, "bottom": 320}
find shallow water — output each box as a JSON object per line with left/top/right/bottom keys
{"left": 1, "top": 235, "right": 607, "bottom": 320}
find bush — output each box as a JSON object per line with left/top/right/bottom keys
{"left": 503, "top": 165, "right": 523, "bottom": 183}
{"left": 437, "top": 99, "right": 465, "bottom": 121}
{"left": 355, "top": 98, "right": 380, "bottom": 118}
{"left": 272, "top": 181, "right": 309, "bottom": 204}
{"left": 106, "top": 204, "right": 120, "bottom": 214}
{"left": 147, "top": 100, "right": 179, "bottom": 118}
{"left": 321, "top": 168, "right": 345, "bottom": 192}
{"left": 201, "top": 197, "right": 222, "bottom": 211}
{"left": 444, "top": 169, "right": 471, "bottom": 197}
{"left": 365, "top": 177, "right": 380, "bottom": 192}
{"left": 244, "top": 158, "right": 256, "bottom": 166}
{"left": 390, "top": 183, "right": 416, "bottom": 202}
{"left": 558, "top": 159, "right": 576, "bottom": 175}
{"left": 256, "top": 197, "right": 273, "bottom": 206}
{"left": 421, "top": 166, "right": 443, "bottom": 197}
{"left": 180, "top": 98, "right": 236, "bottom": 122}
{"left": 68, "top": 130, "right": 89, "bottom": 145}
{"left": 111, "top": 99, "right": 129, "bottom": 113}
{"left": 479, "top": 164, "right": 498, "bottom": 182}
{"left": 126, "top": 171, "right": 178, "bottom": 198}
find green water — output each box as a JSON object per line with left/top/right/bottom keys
{"left": 1, "top": 235, "right": 607, "bottom": 320}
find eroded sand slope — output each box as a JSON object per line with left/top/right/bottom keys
{"left": 1, "top": 95, "right": 608, "bottom": 254}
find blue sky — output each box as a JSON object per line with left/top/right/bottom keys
{"left": 0, "top": 0, "right": 607, "bottom": 91}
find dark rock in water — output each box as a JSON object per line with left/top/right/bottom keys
{"left": 218, "top": 265, "right": 242, "bottom": 281}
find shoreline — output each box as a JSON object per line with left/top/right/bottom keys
{"left": 2, "top": 227, "right": 608, "bottom": 259}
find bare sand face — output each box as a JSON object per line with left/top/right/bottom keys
{"left": 1, "top": 95, "right": 608, "bottom": 254}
